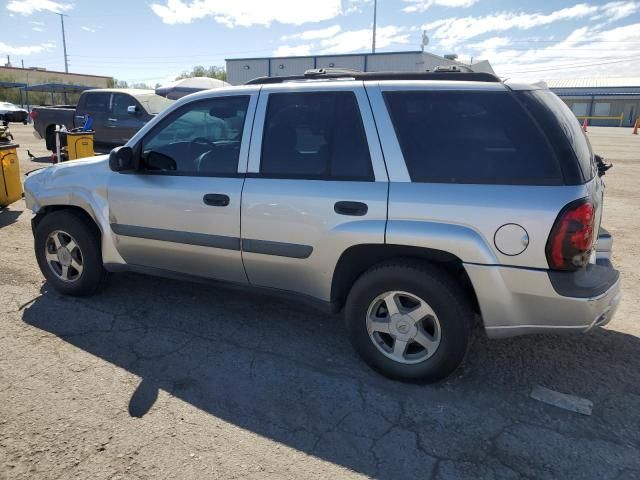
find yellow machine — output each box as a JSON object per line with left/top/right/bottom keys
{"left": 0, "top": 143, "right": 22, "bottom": 207}
{"left": 65, "top": 130, "right": 95, "bottom": 160}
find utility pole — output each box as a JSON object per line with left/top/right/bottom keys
{"left": 57, "top": 13, "right": 69, "bottom": 73}
{"left": 372, "top": 0, "right": 377, "bottom": 54}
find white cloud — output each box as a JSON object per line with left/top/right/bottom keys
{"left": 403, "top": 0, "right": 478, "bottom": 14}
{"left": 81, "top": 26, "right": 97, "bottom": 33}
{"left": 32, "top": 27, "right": 44, "bottom": 32}
{"left": 150, "top": 0, "right": 342, "bottom": 27}
{"left": 273, "top": 44, "right": 313, "bottom": 57}
{"left": 319, "top": 25, "right": 411, "bottom": 54}
{"left": 423, "top": 3, "right": 600, "bottom": 49}
{"left": 0, "top": 41, "right": 55, "bottom": 56}
{"left": 592, "top": 0, "right": 640, "bottom": 23}
{"left": 6, "top": 0, "right": 72, "bottom": 15}
{"left": 281, "top": 25, "right": 341, "bottom": 42}
{"left": 465, "top": 22, "right": 640, "bottom": 80}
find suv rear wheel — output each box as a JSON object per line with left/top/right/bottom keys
{"left": 345, "top": 261, "right": 471, "bottom": 382}
{"left": 35, "top": 210, "right": 108, "bottom": 296}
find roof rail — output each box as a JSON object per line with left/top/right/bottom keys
{"left": 245, "top": 67, "right": 501, "bottom": 85}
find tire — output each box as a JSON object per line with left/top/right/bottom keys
{"left": 345, "top": 260, "right": 471, "bottom": 383}
{"left": 34, "top": 210, "right": 108, "bottom": 296}
{"left": 45, "top": 126, "right": 56, "bottom": 152}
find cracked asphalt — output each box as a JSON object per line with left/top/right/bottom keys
{"left": 1, "top": 124, "right": 639, "bottom": 479}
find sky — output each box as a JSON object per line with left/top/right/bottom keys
{"left": 1, "top": 0, "right": 639, "bottom": 86}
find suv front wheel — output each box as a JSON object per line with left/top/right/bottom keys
{"left": 345, "top": 261, "right": 471, "bottom": 382}
{"left": 35, "top": 210, "right": 108, "bottom": 296}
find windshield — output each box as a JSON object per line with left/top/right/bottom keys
{"left": 136, "top": 94, "right": 174, "bottom": 115}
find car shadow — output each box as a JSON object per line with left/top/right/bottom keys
{"left": 21, "top": 273, "right": 640, "bottom": 478}
{"left": 0, "top": 207, "right": 22, "bottom": 228}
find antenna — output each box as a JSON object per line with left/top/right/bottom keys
{"left": 421, "top": 30, "right": 429, "bottom": 52}
{"left": 372, "top": 0, "right": 377, "bottom": 53}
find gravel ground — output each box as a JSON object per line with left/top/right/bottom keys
{"left": 1, "top": 123, "right": 639, "bottom": 480}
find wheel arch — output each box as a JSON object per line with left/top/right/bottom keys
{"left": 33, "top": 204, "right": 102, "bottom": 239}
{"left": 330, "top": 244, "right": 480, "bottom": 314}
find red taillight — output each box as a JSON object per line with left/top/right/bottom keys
{"left": 546, "top": 199, "right": 595, "bottom": 271}
{"left": 29, "top": 110, "right": 36, "bottom": 119}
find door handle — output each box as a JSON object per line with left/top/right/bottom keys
{"left": 203, "top": 193, "right": 230, "bottom": 207}
{"left": 334, "top": 201, "right": 368, "bottom": 216}
{"left": 108, "top": 118, "right": 117, "bottom": 122}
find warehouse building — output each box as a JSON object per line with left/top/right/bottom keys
{"left": 549, "top": 78, "right": 640, "bottom": 127}
{"left": 226, "top": 51, "right": 494, "bottom": 85}
{"left": 0, "top": 66, "right": 110, "bottom": 89}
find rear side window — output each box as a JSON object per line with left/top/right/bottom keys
{"left": 260, "top": 92, "right": 373, "bottom": 181}
{"left": 516, "top": 90, "right": 594, "bottom": 184}
{"left": 82, "top": 93, "right": 110, "bottom": 113}
{"left": 384, "top": 91, "right": 562, "bottom": 185}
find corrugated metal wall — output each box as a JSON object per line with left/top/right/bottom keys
{"left": 559, "top": 96, "right": 640, "bottom": 127}
{"left": 315, "top": 55, "right": 365, "bottom": 71}
{"left": 226, "top": 52, "right": 488, "bottom": 85}
{"left": 226, "top": 59, "right": 269, "bottom": 85}
{"left": 269, "top": 57, "right": 315, "bottom": 77}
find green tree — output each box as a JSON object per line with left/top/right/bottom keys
{"left": 175, "top": 65, "right": 226, "bottom": 81}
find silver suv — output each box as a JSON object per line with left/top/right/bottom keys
{"left": 24, "top": 69, "right": 621, "bottom": 382}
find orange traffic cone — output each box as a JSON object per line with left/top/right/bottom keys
{"left": 633, "top": 119, "right": 639, "bottom": 135}
{"left": 582, "top": 117, "right": 588, "bottom": 132}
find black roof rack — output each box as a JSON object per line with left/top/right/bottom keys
{"left": 245, "top": 67, "right": 501, "bottom": 85}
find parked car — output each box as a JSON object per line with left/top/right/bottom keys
{"left": 23, "top": 69, "right": 621, "bottom": 382}
{"left": 32, "top": 89, "right": 174, "bottom": 151}
{"left": 0, "top": 102, "right": 29, "bottom": 124}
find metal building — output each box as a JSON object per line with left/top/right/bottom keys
{"left": 549, "top": 78, "right": 640, "bottom": 127}
{"left": 226, "top": 51, "right": 495, "bottom": 85}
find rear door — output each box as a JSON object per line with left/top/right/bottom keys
{"left": 75, "top": 92, "right": 110, "bottom": 142}
{"left": 240, "top": 82, "right": 388, "bottom": 302}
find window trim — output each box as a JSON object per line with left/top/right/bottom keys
{"left": 247, "top": 84, "right": 388, "bottom": 183}
{"left": 132, "top": 94, "right": 254, "bottom": 178}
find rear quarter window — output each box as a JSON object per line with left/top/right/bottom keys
{"left": 515, "top": 90, "right": 595, "bottom": 184}
{"left": 384, "top": 90, "right": 563, "bottom": 185}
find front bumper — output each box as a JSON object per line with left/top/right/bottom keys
{"left": 465, "top": 260, "right": 621, "bottom": 339}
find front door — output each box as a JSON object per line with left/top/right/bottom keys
{"left": 108, "top": 93, "right": 145, "bottom": 146}
{"left": 240, "top": 83, "right": 389, "bottom": 302}
{"left": 107, "top": 92, "right": 258, "bottom": 283}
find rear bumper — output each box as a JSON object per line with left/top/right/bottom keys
{"left": 465, "top": 260, "right": 621, "bottom": 339}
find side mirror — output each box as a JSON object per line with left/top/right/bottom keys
{"left": 109, "top": 146, "right": 136, "bottom": 172}
{"left": 127, "top": 105, "right": 140, "bottom": 116}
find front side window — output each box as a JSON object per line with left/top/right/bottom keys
{"left": 141, "top": 96, "right": 249, "bottom": 176}
{"left": 384, "top": 90, "right": 563, "bottom": 185}
{"left": 260, "top": 91, "right": 373, "bottom": 181}
{"left": 112, "top": 94, "right": 137, "bottom": 117}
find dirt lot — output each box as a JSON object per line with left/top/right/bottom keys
{"left": 1, "top": 123, "right": 639, "bottom": 480}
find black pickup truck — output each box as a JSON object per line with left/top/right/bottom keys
{"left": 32, "top": 88, "right": 173, "bottom": 150}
